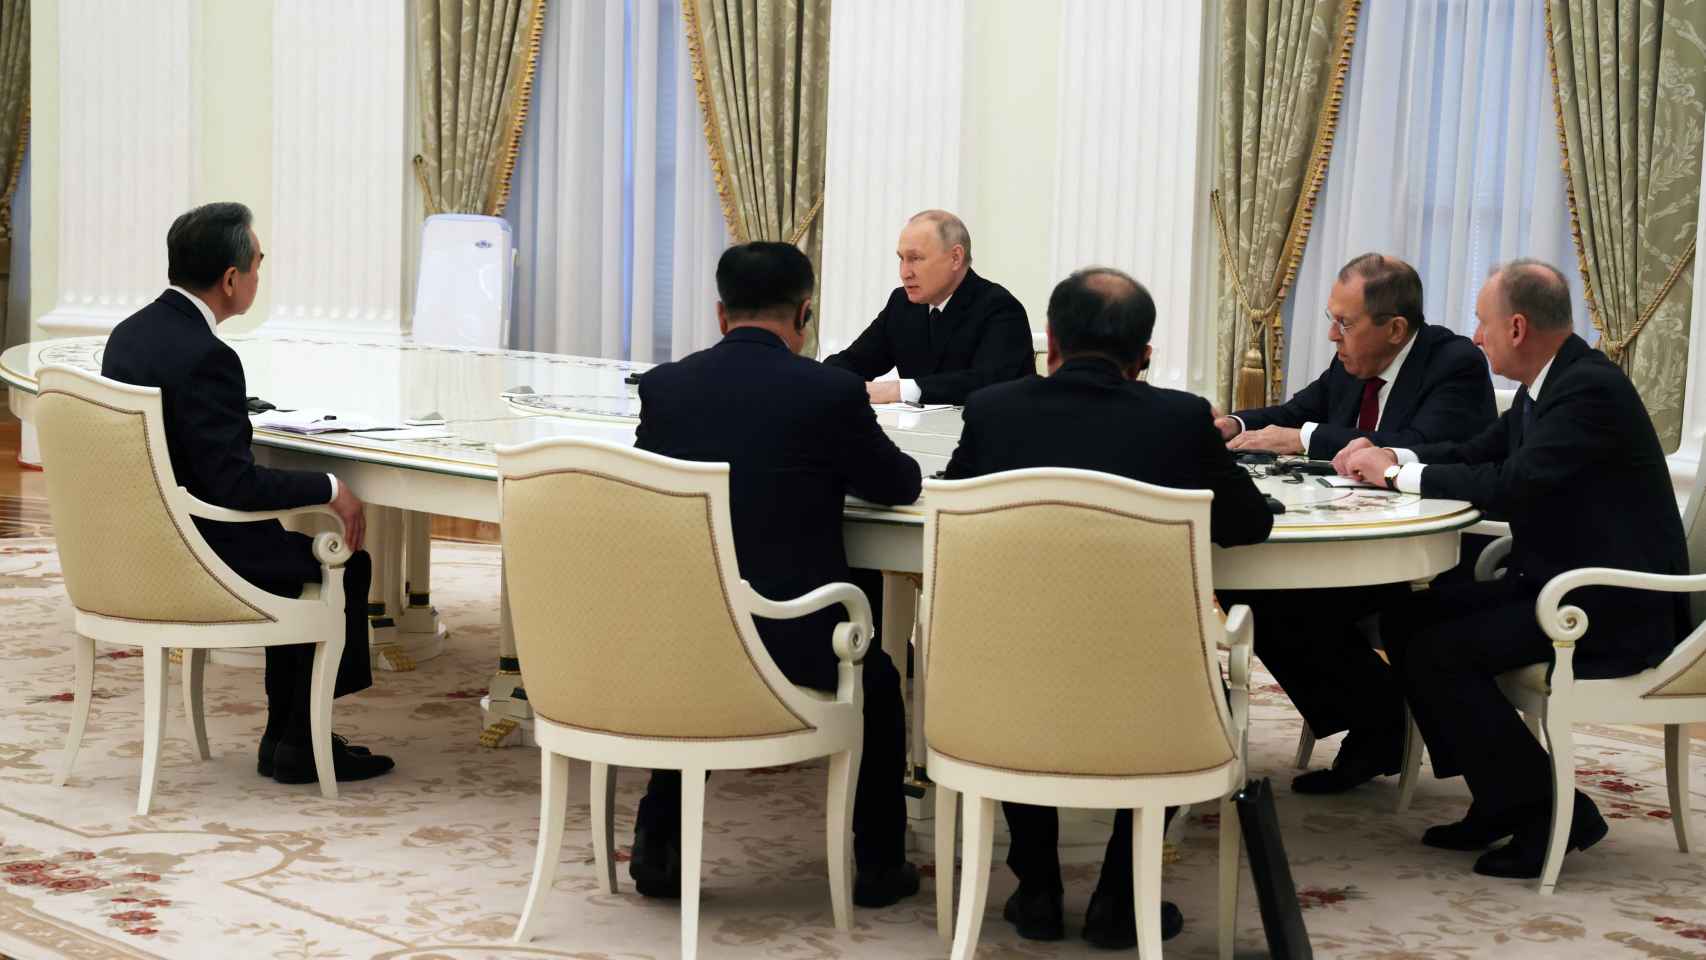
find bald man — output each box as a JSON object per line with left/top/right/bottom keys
{"left": 824, "top": 210, "right": 1033, "bottom": 405}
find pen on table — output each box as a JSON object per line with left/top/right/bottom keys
{"left": 903, "top": 400, "right": 925, "bottom": 409}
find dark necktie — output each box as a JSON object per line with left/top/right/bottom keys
{"left": 1357, "top": 377, "right": 1385, "bottom": 431}
{"left": 927, "top": 307, "right": 943, "bottom": 351}
{"left": 1518, "top": 387, "right": 1535, "bottom": 441}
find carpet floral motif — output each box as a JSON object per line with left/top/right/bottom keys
{"left": 0, "top": 538, "right": 1704, "bottom": 958}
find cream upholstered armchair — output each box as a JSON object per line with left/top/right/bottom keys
{"left": 35, "top": 366, "right": 353, "bottom": 815}
{"left": 498, "top": 438, "right": 873, "bottom": 959}
{"left": 920, "top": 468, "right": 1251, "bottom": 960}
{"left": 1436, "top": 490, "right": 1706, "bottom": 893}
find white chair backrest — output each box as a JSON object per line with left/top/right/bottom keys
{"left": 1031, "top": 330, "right": 1047, "bottom": 376}
{"left": 921, "top": 468, "right": 1237, "bottom": 778}
{"left": 497, "top": 438, "right": 809, "bottom": 740}
{"left": 34, "top": 366, "right": 270, "bottom": 625}
{"left": 411, "top": 214, "right": 514, "bottom": 349}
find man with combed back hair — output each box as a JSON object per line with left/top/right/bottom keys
{"left": 823, "top": 209, "right": 1034, "bottom": 405}
{"left": 1215, "top": 253, "right": 1496, "bottom": 796}
{"left": 943, "top": 267, "right": 1273, "bottom": 948}
{"left": 1343, "top": 259, "right": 1689, "bottom": 879}
{"left": 629, "top": 241, "right": 924, "bottom": 908}
{"left": 101, "top": 202, "right": 394, "bottom": 786}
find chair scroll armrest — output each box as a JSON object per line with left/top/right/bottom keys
{"left": 1474, "top": 535, "right": 1513, "bottom": 582}
{"left": 1536, "top": 566, "right": 1706, "bottom": 649}
{"left": 740, "top": 579, "right": 874, "bottom": 664}
{"left": 176, "top": 489, "right": 350, "bottom": 568}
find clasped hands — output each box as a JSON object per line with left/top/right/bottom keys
{"left": 1333, "top": 437, "right": 1398, "bottom": 485}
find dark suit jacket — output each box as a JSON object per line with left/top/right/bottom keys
{"left": 944, "top": 358, "right": 1274, "bottom": 547}
{"left": 823, "top": 268, "right": 1033, "bottom": 404}
{"left": 101, "top": 290, "right": 334, "bottom": 590}
{"left": 1234, "top": 323, "right": 1496, "bottom": 459}
{"left": 636, "top": 326, "right": 923, "bottom": 691}
{"left": 1413, "top": 334, "right": 1689, "bottom": 676}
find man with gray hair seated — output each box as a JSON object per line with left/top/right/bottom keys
{"left": 1342, "top": 259, "right": 1689, "bottom": 879}
{"left": 823, "top": 209, "right": 1034, "bottom": 405}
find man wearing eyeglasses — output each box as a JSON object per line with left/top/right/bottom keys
{"left": 1214, "top": 253, "right": 1496, "bottom": 795}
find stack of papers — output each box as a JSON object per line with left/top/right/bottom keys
{"left": 252, "top": 408, "right": 392, "bottom": 434}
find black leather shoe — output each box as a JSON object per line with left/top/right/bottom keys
{"left": 853, "top": 862, "right": 919, "bottom": 908}
{"left": 1083, "top": 889, "right": 1183, "bottom": 948}
{"left": 629, "top": 826, "right": 681, "bottom": 899}
{"left": 1003, "top": 884, "right": 1065, "bottom": 941}
{"left": 1422, "top": 812, "right": 1515, "bottom": 851}
{"left": 1472, "top": 793, "right": 1608, "bottom": 880}
{"left": 258, "top": 734, "right": 370, "bottom": 777}
{"left": 271, "top": 739, "right": 394, "bottom": 784}
{"left": 1291, "top": 733, "right": 1402, "bottom": 795}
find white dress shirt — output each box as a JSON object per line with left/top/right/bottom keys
{"left": 170, "top": 285, "right": 340, "bottom": 503}
{"left": 1389, "top": 353, "right": 1557, "bottom": 493}
{"left": 897, "top": 290, "right": 954, "bottom": 404}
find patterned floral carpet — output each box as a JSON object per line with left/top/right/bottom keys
{"left": 2, "top": 537, "right": 1706, "bottom": 959}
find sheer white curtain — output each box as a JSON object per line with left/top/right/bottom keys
{"left": 1285, "top": 0, "right": 1590, "bottom": 392}
{"left": 506, "top": 0, "right": 728, "bottom": 360}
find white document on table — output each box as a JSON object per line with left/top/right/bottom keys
{"left": 349, "top": 426, "right": 456, "bottom": 441}
{"left": 252, "top": 408, "right": 393, "bottom": 434}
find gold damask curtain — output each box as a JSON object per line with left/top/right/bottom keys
{"left": 1214, "top": 0, "right": 1361, "bottom": 409}
{"left": 413, "top": 0, "right": 545, "bottom": 216}
{"left": 0, "top": 0, "right": 27, "bottom": 245}
{"left": 683, "top": 0, "right": 829, "bottom": 357}
{"left": 1548, "top": 0, "right": 1706, "bottom": 452}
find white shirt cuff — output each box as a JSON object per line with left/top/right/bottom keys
{"left": 1390, "top": 447, "right": 1419, "bottom": 465}
{"left": 327, "top": 474, "right": 339, "bottom": 503}
{"left": 900, "top": 378, "right": 921, "bottom": 404}
{"left": 1394, "top": 463, "right": 1425, "bottom": 494}
{"left": 1299, "top": 421, "right": 1317, "bottom": 452}
{"left": 1228, "top": 415, "right": 1246, "bottom": 436}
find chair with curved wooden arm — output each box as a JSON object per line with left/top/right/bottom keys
{"left": 919, "top": 468, "right": 1251, "bottom": 960}
{"left": 498, "top": 438, "right": 872, "bottom": 959}
{"left": 35, "top": 365, "right": 352, "bottom": 815}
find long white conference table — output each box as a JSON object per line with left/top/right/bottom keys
{"left": 2, "top": 334, "right": 1480, "bottom": 773}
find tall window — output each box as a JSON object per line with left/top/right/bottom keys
{"left": 505, "top": 0, "right": 727, "bottom": 362}
{"left": 1285, "top": 0, "right": 1590, "bottom": 391}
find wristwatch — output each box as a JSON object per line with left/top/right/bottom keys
{"left": 1382, "top": 463, "right": 1402, "bottom": 491}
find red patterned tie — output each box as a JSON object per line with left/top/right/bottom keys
{"left": 1357, "top": 378, "right": 1385, "bottom": 431}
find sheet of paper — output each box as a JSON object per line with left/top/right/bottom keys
{"left": 252, "top": 408, "right": 391, "bottom": 434}
{"left": 871, "top": 402, "right": 952, "bottom": 413}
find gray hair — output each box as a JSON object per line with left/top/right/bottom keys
{"left": 908, "top": 209, "right": 972, "bottom": 265}
{"left": 167, "top": 202, "right": 256, "bottom": 290}
{"left": 1491, "top": 258, "right": 1573, "bottom": 332}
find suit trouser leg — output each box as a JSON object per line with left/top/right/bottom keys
{"left": 1386, "top": 579, "right": 1554, "bottom": 818}
{"left": 638, "top": 649, "right": 907, "bottom": 871}
{"left": 259, "top": 550, "right": 375, "bottom": 742}
{"left": 1223, "top": 586, "right": 1406, "bottom": 743}
{"left": 1003, "top": 802, "right": 1061, "bottom": 892}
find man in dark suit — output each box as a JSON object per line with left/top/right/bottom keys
{"left": 944, "top": 267, "right": 1273, "bottom": 948}
{"left": 823, "top": 210, "right": 1033, "bottom": 405}
{"left": 630, "top": 241, "right": 924, "bottom": 907}
{"left": 1215, "top": 254, "right": 1497, "bottom": 795}
{"left": 100, "top": 202, "right": 393, "bottom": 784}
{"left": 1344, "top": 259, "right": 1687, "bottom": 878}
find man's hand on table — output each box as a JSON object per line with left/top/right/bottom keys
{"left": 865, "top": 380, "right": 902, "bottom": 405}
{"left": 1343, "top": 446, "right": 1399, "bottom": 487}
{"left": 1210, "top": 405, "right": 1241, "bottom": 442}
{"left": 330, "top": 481, "right": 367, "bottom": 552}
{"left": 1332, "top": 437, "right": 1376, "bottom": 476}
{"left": 1227, "top": 424, "right": 1303, "bottom": 454}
